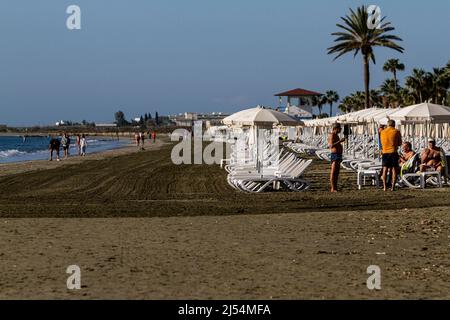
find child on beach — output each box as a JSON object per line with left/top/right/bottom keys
{"left": 80, "top": 134, "right": 87, "bottom": 156}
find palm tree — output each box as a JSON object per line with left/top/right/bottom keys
{"left": 349, "top": 91, "right": 366, "bottom": 111}
{"left": 428, "top": 68, "right": 450, "bottom": 105}
{"left": 380, "top": 79, "right": 398, "bottom": 96}
{"left": 328, "top": 6, "right": 404, "bottom": 109}
{"left": 369, "top": 89, "right": 382, "bottom": 107}
{"left": 405, "top": 69, "right": 428, "bottom": 103}
{"left": 380, "top": 79, "right": 401, "bottom": 107}
{"left": 339, "top": 96, "right": 353, "bottom": 113}
{"left": 325, "top": 90, "right": 339, "bottom": 117}
{"left": 398, "top": 87, "right": 414, "bottom": 107}
{"left": 383, "top": 59, "right": 405, "bottom": 91}
{"left": 311, "top": 95, "right": 327, "bottom": 117}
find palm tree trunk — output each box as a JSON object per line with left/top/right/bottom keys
{"left": 363, "top": 54, "right": 370, "bottom": 109}
{"left": 393, "top": 70, "right": 397, "bottom": 92}
{"left": 329, "top": 103, "right": 333, "bottom": 117}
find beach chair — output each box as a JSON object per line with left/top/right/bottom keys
{"left": 235, "top": 160, "right": 312, "bottom": 193}
{"left": 227, "top": 153, "right": 305, "bottom": 191}
{"left": 401, "top": 153, "right": 442, "bottom": 189}
{"left": 356, "top": 161, "right": 382, "bottom": 190}
{"left": 227, "top": 157, "right": 312, "bottom": 193}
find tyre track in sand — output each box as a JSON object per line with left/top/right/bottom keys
{"left": 0, "top": 143, "right": 449, "bottom": 217}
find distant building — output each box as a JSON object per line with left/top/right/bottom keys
{"left": 95, "top": 123, "right": 117, "bottom": 128}
{"left": 170, "top": 112, "right": 229, "bottom": 128}
{"left": 156, "top": 116, "right": 173, "bottom": 126}
{"left": 198, "top": 112, "right": 230, "bottom": 128}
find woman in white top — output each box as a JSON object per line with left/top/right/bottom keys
{"left": 80, "top": 134, "right": 88, "bottom": 156}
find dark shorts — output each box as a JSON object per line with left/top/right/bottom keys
{"left": 330, "top": 153, "right": 343, "bottom": 162}
{"left": 382, "top": 153, "right": 399, "bottom": 168}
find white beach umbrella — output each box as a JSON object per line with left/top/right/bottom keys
{"left": 389, "top": 103, "right": 450, "bottom": 145}
{"left": 222, "top": 106, "right": 302, "bottom": 127}
{"left": 371, "top": 108, "right": 400, "bottom": 124}
{"left": 223, "top": 106, "right": 301, "bottom": 174}
{"left": 389, "top": 103, "right": 450, "bottom": 123}
{"left": 335, "top": 108, "right": 367, "bottom": 124}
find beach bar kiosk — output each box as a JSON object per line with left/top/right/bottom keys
{"left": 275, "top": 88, "right": 323, "bottom": 119}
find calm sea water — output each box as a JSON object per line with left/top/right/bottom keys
{"left": 0, "top": 135, "right": 128, "bottom": 163}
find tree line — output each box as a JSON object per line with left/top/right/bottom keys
{"left": 338, "top": 60, "right": 450, "bottom": 113}
{"left": 114, "top": 110, "right": 161, "bottom": 128}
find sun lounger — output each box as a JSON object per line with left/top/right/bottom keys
{"left": 400, "top": 154, "right": 442, "bottom": 189}
{"left": 227, "top": 156, "right": 312, "bottom": 193}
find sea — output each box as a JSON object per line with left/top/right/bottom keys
{"left": 0, "top": 135, "right": 129, "bottom": 163}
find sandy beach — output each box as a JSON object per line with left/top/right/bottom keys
{"left": 0, "top": 140, "right": 449, "bottom": 299}
{"left": 1, "top": 209, "right": 449, "bottom": 300}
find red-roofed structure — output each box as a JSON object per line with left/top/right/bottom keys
{"left": 274, "top": 88, "right": 323, "bottom": 97}
{"left": 274, "top": 88, "right": 323, "bottom": 119}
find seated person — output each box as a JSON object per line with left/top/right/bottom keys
{"left": 399, "top": 142, "right": 416, "bottom": 166}
{"left": 420, "top": 139, "right": 443, "bottom": 173}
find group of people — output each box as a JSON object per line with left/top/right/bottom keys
{"left": 135, "top": 131, "right": 157, "bottom": 150}
{"left": 328, "top": 120, "right": 445, "bottom": 192}
{"left": 49, "top": 132, "right": 88, "bottom": 161}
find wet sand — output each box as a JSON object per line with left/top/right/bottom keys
{"left": 0, "top": 141, "right": 449, "bottom": 299}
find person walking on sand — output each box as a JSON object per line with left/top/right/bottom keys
{"left": 152, "top": 131, "right": 157, "bottom": 143}
{"left": 80, "top": 134, "right": 87, "bottom": 156}
{"left": 61, "top": 132, "right": 70, "bottom": 159}
{"left": 49, "top": 136, "right": 61, "bottom": 161}
{"left": 76, "top": 134, "right": 81, "bottom": 156}
{"left": 380, "top": 120, "right": 402, "bottom": 191}
{"left": 66, "top": 133, "right": 71, "bottom": 156}
{"left": 135, "top": 132, "right": 140, "bottom": 148}
{"left": 328, "top": 123, "right": 345, "bottom": 192}
{"left": 140, "top": 132, "right": 146, "bottom": 150}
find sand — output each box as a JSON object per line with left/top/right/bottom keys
{"left": 0, "top": 140, "right": 449, "bottom": 299}
{"left": 1, "top": 209, "right": 449, "bottom": 299}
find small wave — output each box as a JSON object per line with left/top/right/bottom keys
{"left": 0, "top": 149, "right": 27, "bottom": 158}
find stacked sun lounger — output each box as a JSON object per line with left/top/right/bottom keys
{"left": 226, "top": 148, "right": 312, "bottom": 193}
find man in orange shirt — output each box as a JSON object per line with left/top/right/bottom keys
{"left": 380, "top": 120, "right": 402, "bottom": 191}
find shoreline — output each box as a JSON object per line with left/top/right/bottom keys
{"left": 0, "top": 138, "right": 167, "bottom": 177}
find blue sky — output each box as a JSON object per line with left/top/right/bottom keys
{"left": 0, "top": 0, "right": 449, "bottom": 126}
